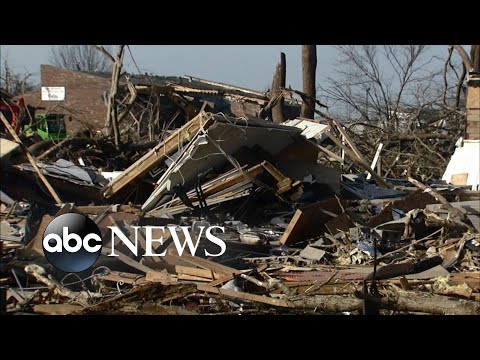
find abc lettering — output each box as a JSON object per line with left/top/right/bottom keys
{"left": 43, "top": 227, "right": 102, "bottom": 253}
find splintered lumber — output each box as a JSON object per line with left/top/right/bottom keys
{"left": 331, "top": 117, "right": 368, "bottom": 163}
{"left": 75, "top": 204, "right": 140, "bottom": 215}
{"left": 103, "top": 111, "right": 214, "bottom": 198}
{"left": 24, "top": 264, "right": 89, "bottom": 306}
{"left": 197, "top": 284, "right": 291, "bottom": 307}
{"left": 97, "top": 271, "right": 146, "bottom": 285}
{"left": 326, "top": 130, "right": 391, "bottom": 189}
{"left": 175, "top": 265, "right": 216, "bottom": 280}
{"left": 171, "top": 254, "right": 242, "bottom": 278}
{"left": 152, "top": 161, "right": 298, "bottom": 216}
{"left": 318, "top": 145, "right": 344, "bottom": 163}
{"left": 408, "top": 177, "right": 470, "bottom": 222}
{"left": 0, "top": 112, "right": 62, "bottom": 204}
{"left": 76, "top": 283, "right": 198, "bottom": 314}
{"left": 280, "top": 202, "right": 335, "bottom": 245}
{"left": 101, "top": 247, "right": 174, "bottom": 283}
{"left": 191, "top": 161, "right": 294, "bottom": 198}
{"left": 367, "top": 142, "right": 383, "bottom": 180}
{"left": 199, "top": 163, "right": 265, "bottom": 197}
{"left": 33, "top": 304, "right": 83, "bottom": 315}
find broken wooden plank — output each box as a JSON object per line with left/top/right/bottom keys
{"left": 101, "top": 247, "right": 174, "bottom": 283}
{"left": 24, "top": 264, "right": 89, "bottom": 306}
{"left": 0, "top": 112, "right": 62, "bottom": 204}
{"left": 262, "top": 161, "right": 287, "bottom": 183}
{"left": 33, "top": 304, "right": 84, "bottom": 315}
{"left": 325, "top": 212, "right": 355, "bottom": 235}
{"left": 199, "top": 162, "right": 265, "bottom": 197}
{"left": 170, "top": 254, "right": 242, "bottom": 278}
{"left": 103, "top": 111, "right": 214, "bottom": 198}
{"left": 326, "top": 130, "right": 391, "bottom": 189}
{"left": 75, "top": 204, "right": 140, "bottom": 215}
{"left": 408, "top": 177, "right": 472, "bottom": 226}
{"left": 97, "top": 271, "right": 146, "bottom": 285}
{"left": 367, "top": 143, "right": 383, "bottom": 180}
{"left": 175, "top": 265, "right": 216, "bottom": 280}
{"left": 318, "top": 145, "right": 344, "bottom": 163}
{"left": 331, "top": 117, "right": 368, "bottom": 165}
{"left": 177, "top": 274, "right": 213, "bottom": 282}
{"left": 279, "top": 199, "right": 345, "bottom": 245}
{"left": 208, "top": 274, "right": 236, "bottom": 287}
{"left": 197, "top": 284, "right": 291, "bottom": 307}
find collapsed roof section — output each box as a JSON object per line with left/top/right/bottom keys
{"left": 121, "top": 75, "right": 302, "bottom": 121}
{"left": 102, "top": 111, "right": 327, "bottom": 211}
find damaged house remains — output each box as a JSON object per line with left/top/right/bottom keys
{"left": 0, "top": 44, "right": 479, "bottom": 315}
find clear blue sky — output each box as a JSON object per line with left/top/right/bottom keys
{"left": 0, "top": 45, "right": 450, "bottom": 92}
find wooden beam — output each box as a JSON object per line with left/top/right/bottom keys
{"left": 317, "top": 145, "right": 344, "bottom": 163}
{"left": 0, "top": 112, "right": 62, "bottom": 204}
{"left": 200, "top": 163, "right": 265, "bottom": 197}
{"left": 175, "top": 265, "right": 216, "bottom": 280}
{"left": 408, "top": 177, "right": 470, "bottom": 223}
{"left": 103, "top": 112, "right": 214, "bottom": 198}
{"left": 280, "top": 203, "right": 335, "bottom": 244}
{"left": 171, "top": 254, "right": 242, "bottom": 278}
{"left": 367, "top": 143, "right": 383, "bottom": 180}
{"left": 331, "top": 117, "right": 369, "bottom": 164}
{"left": 197, "top": 284, "right": 292, "bottom": 307}
{"left": 325, "top": 131, "right": 391, "bottom": 189}
{"left": 101, "top": 247, "right": 173, "bottom": 283}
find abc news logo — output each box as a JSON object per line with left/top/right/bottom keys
{"left": 42, "top": 213, "right": 102, "bottom": 273}
{"left": 43, "top": 213, "right": 226, "bottom": 273}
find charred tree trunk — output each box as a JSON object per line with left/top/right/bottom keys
{"left": 301, "top": 45, "right": 317, "bottom": 119}
{"left": 271, "top": 52, "right": 286, "bottom": 124}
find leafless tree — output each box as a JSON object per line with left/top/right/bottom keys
{"left": 320, "top": 46, "right": 448, "bottom": 130}
{"left": 49, "top": 45, "right": 113, "bottom": 72}
{"left": 0, "top": 58, "right": 36, "bottom": 95}
{"left": 317, "top": 45, "right": 471, "bottom": 180}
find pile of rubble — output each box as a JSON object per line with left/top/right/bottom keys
{"left": 1, "top": 110, "right": 479, "bottom": 315}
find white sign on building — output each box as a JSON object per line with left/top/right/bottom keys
{"left": 41, "top": 87, "right": 66, "bottom": 101}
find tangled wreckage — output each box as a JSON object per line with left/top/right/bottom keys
{"left": 1, "top": 66, "right": 479, "bottom": 316}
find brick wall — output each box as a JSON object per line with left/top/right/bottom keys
{"left": 23, "top": 65, "right": 111, "bottom": 134}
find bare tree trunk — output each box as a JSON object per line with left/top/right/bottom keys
{"left": 271, "top": 52, "right": 286, "bottom": 124}
{"left": 453, "top": 45, "right": 474, "bottom": 71}
{"left": 301, "top": 45, "right": 317, "bottom": 119}
{"left": 105, "top": 45, "right": 125, "bottom": 148}
{"left": 455, "top": 63, "right": 466, "bottom": 109}
{"left": 470, "top": 45, "right": 480, "bottom": 73}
